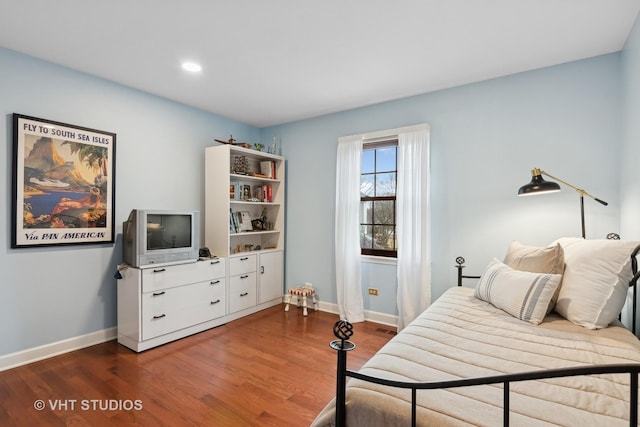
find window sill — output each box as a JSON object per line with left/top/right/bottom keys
{"left": 361, "top": 255, "right": 397, "bottom": 266}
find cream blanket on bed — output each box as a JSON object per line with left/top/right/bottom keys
{"left": 311, "top": 287, "right": 640, "bottom": 426}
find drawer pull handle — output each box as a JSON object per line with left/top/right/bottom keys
{"left": 152, "top": 268, "right": 166, "bottom": 273}
{"left": 210, "top": 260, "right": 221, "bottom": 265}
{"left": 240, "top": 257, "right": 249, "bottom": 261}
{"left": 210, "top": 280, "right": 220, "bottom": 285}
{"left": 152, "top": 291, "right": 165, "bottom": 296}
{"left": 210, "top": 299, "right": 221, "bottom": 305}
{"left": 240, "top": 292, "right": 249, "bottom": 297}
{"left": 261, "top": 266, "right": 265, "bottom": 274}
{"left": 240, "top": 275, "right": 249, "bottom": 279}
{"left": 153, "top": 314, "right": 166, "bottom": 320}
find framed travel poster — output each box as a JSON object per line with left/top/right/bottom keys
{"left": 12, "top": 114, "right": 116, "bottom": 248}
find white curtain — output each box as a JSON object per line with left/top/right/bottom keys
{"left": 396, "top": 126, "right": 431, "bottom": 330}
{"left": 335, "top": 136, "right": 365, "bottom": 322}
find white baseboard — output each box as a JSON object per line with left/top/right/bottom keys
{"left": 0, "top": 327, "right": 117, "bottom": 372}
{"left": 317, "top": 301, "right": 398, "bottom": 328}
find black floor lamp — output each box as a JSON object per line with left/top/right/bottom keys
{"left": 517, "top": 168, "right": 608, "bottom": 238}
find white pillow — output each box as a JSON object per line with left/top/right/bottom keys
{"left": 503, "top": 241, "right": 565, "bottom": 313}
{"left": 552, "top": 237, "right": 640, "bottom": 329}
{"left": 474, "top": 258, "right": 562, "bottom": 325}
{"left": 503, "top": 241, "right": 565, "bottom": 275}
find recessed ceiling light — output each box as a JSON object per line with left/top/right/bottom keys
{"left": 181, "top": 62, "right": 202, "bottom": 72}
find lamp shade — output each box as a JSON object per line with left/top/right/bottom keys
{"left": 517, "top": 171, "right": 561, "bottom": 196}
{"left": 516, "top": 168, "right": 607, "bottom": 239}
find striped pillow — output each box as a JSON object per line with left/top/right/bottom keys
{"left": 503, "top": 241, "right": 565, "bottom": 314}
{"left": 474, "top": 258, "right": 562, "bottom": 325}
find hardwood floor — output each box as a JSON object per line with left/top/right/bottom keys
{"left": 0, "top": 305, "right": 395, "bottom": 426}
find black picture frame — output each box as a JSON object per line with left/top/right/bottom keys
{"left": 12, "top": 114, "right": 116, "bottom": 248}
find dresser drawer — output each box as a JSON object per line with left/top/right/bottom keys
{"left": 208, "top": 278, "right": 226, "bottom": 314}
{"left": 141, "top": 260, "right": 224, "bottom": 292}
{"left": 228, "top": 272, "right": 257, "bottom": 313}
{"left": 141, "top": 280, "right": 225, "bottom": 340}
{"left": 229, "top": 255, "right": 257, "bottom": 276}
{"left": 201, "top": 257, "right": 226, "bottom": 279}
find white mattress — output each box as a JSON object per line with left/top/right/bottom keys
{"left": 311, "top": 287, "right": 640, "bottom": 426}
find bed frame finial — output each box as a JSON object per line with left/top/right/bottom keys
{"left": 456, "top": 256, "right": 481, "bottom": 286}
{"left": 331, "top": 319, "right": 355, "bottom": 350}
{"left": 330, "top": 320, "right": 356, "bottom": 427}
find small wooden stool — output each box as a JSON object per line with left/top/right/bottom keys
{"left": 284, "top": 285, "right": 317, "bottom": 316}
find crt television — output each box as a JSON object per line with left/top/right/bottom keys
{"left": 122, "top": 209, "right": 200, "bottom": 268}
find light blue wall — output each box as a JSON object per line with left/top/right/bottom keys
{"left": 0, "top": 47, "right": 260, "bottom": 356}
{"left": 620, "top": 12, "right": 640, "bottom": 331}
{"left": 362, "top": 260, "right": 398, "bottom": 315}
{"left": 0, "top": 43, "right": 627, "bottom": 358}
{"left": 264, "top": 53, "right": 622, "bottom": 314}
{"left": 621, "top": 13, "right": 640, "bottom": 240}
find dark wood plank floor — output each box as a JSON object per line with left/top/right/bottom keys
{"left": 0, "top": 304, "right": 395, "bottom": 426}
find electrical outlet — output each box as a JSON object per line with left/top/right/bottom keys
{"left": 368, "top": 288, "right": 379, "bottom": 296}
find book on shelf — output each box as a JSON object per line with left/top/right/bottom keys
{"left": 230, "top": 208, "right": 239, "bottom": 233}
{"left": 260, "top": 160, "right": 276, "bottom": 179}
{"left": 237, "top": 211, "right": 253, "bottom": 231}
{"left": 265, "top": 184, "right": 272, "bottom": 202}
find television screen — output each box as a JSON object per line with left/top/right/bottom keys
{"left": 146, "top": 214, "right": 192, "bottom": 250}
{"left": 122, "top": 209, "right": 199, "bottom": 268}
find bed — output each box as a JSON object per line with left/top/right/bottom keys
{"left": 311, "top": 237, "right": 640, "bottom": 427}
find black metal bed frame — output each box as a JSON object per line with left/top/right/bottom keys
{"left": 330, "top": 247, "right": 640, "bottom": 427}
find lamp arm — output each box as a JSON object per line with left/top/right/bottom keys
{"left": 539, "top": 170, "right": 608, "bottom": 206}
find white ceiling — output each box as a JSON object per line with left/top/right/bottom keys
{"left": 1, "top": 1, "right": 639, "bottom": 127}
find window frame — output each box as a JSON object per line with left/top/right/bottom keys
{"left": 360, "top": 138, "right": 398, "bottom": 258}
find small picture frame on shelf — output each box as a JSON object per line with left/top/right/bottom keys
{"left": 230, "top": 181, "right": 239, "bottom": 200}
{"left": 242, "top": 184, "right": 251, "bottom": 201}
{"left": 253, "top": 185, "right": 264, "bottom": 202}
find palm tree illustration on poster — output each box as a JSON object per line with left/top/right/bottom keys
{"left": 12, "top": 114, "right": 116, "bottom": 248}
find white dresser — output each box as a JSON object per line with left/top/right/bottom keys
{"left": 117, "top": 253, "right": 283, "bottom": 352}
{"left": 117, "top": 258, "right": 226, "bottom": 352}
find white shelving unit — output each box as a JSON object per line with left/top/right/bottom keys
{"left": 205, "top": 144, "right": 285, "bottom": 316}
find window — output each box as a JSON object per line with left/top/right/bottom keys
{"left": 360, "top": 139, "right": 397, "bottom": 257}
